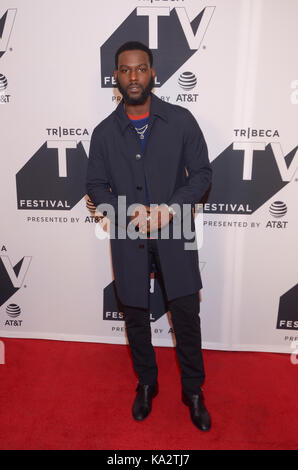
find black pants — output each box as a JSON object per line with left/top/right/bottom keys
{"left": 122, "top": 238, "right": 205, "bottom": 394}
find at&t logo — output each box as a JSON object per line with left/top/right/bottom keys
{"left": 0, "top": 73, "right": 7, "bottom": 90}
{"left": 269, "top": 201, "right": 287, "bottom": 218}
{"left": 266, "top": 201, "right": 288, "bottom": 229}
{"left": 0, "top": 73, "right": 10, "bottom": 103}
{"left": 176, "top": 71, "right": 198, "bottom": 103}
{"left": 178, "top": 72, "right": 197, "bottom": 90}
{"left": 5, "top": 303, "right": 23, "bottom": 327}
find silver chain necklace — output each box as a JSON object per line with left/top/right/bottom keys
{"left": 135, "top": 124, "right": 148, "bottom": 140}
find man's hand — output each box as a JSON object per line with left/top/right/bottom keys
{"left": 130, "top": 205, "right": 151, "bottom": 232}
{"left": 86, "top": 196, "right": 97, "bottom": 216}
{"left": 136, "top": 205, "right": 173, "bottom": 234}
{"left": 85, "top": 196, "right": 108, "bottom": 230}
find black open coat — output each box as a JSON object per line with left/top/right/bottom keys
{"left": 86, "top": 93, "right": 212, "bottom": 308}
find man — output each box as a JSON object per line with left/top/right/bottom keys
{"left": 86, "top": 41, "right": 212, "bottom": 431}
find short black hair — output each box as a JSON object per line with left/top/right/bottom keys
{"left": 115, "top": 41, "right": 153, "bottom": 70}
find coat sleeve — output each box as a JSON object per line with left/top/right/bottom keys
{"left": 86, "top": 128, "right": 129, "bottom": 231}
{"left": 167, "top": 110, "right": 212, "bottom": 211}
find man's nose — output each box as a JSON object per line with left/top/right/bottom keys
{"left": 130, "top": 68, "right": 138, "bottom": 81}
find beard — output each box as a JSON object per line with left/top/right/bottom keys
{"left": 116, "top": 76, "right": 155, "bottom": 105}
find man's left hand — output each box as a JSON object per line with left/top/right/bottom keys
{"left": 139, "top": 205, "right": 173, "bottom": 234}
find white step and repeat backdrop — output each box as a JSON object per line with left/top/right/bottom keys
{"left": 0, "top": 0, "right": 297, "bottom": 353}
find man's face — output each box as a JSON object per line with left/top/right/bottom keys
{"left": 114, "top": 49, "right": 155, "bottom": 105}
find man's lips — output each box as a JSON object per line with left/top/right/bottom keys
{"left": 128, "top": 85, "right": 142, "bottom": 92}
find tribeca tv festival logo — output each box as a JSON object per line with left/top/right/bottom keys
{"left": 16, "top": 131, "right": 89, "bottom": 210}
{"left": 0, "top": 245, "right": 31, "bottom": 327}
{"left": 0, "top": 8, "right": 17, "bottom": 58}
{"left": 101, "top": 5, "right": 215, "bottom": 88}
{"left": 103, "top": 275, "right": 167, "bottom": 324}
{"left": 0, "top": 9, "right": 17, "bottom": 104}
{"left": 204, "top": 130, "right": 298, "bottom": 215}
{"left": 276, "top": 283, "right": 298, "bottom": 331}
{"left": 0, "top": 245, "right": 31, "bottom": 306}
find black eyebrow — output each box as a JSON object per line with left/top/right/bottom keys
{"left": 119, "top": 63, "right": 149, "bottom": 68}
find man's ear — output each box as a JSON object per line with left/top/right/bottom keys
{"left": 151, "top": 67, "right": 156, "bottom": 80}
{"left": 113, "top": 69, "right": 118, "bottom": 82}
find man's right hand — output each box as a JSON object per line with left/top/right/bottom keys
{"left": 130, "top": 205, "right": 151, "bottom": 232}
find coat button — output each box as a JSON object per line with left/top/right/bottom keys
{"left": 139, "top": 244, "right": 145, "bottom": 249}
{"left": 136, "top": 154, "right": 142, "bottom": 160}
{"left": 136, "top": 185, "right": 143, "bottom": 190}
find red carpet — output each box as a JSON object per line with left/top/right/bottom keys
{"left": 0, "top": 338, "right": 297, "bottom": 450}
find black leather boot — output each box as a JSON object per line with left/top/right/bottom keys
{"left": 132, "top": 383, "right": 158, "bottom": 421}
{"left": 182, "top": 389, "right": 211, "bottom": 431}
